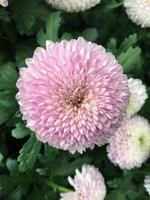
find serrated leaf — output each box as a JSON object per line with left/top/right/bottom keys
{"left": 12, "top": 123, "right": 31, "bottom": 139}
{"left": 37, "top": 12, "right": 62, "bottom": 47}
{"left": 10, "top": 0, "right": 49, "bottom": 35}
{"left": 0, "top": 63, "right": 18, "bottom": 124}
{"left": 15, "top": 39, "right": 36, "bottom": 67}
{"left": 46, "top": 12, "right": 61, "bottom": 42}
{"left": 117, "top": 47, "right": 141, "bottom": 73}
{"left": 118, "top": 34, "right": 138, "bottom": 53}
{"left": 0, "top": 176, "right": 17, "bottom": 197}
{"left": 81, "top": 28, "right": 98, "bottom": 42}
{"left": 7, "top": 185, "right": 25, "bottom": 200}
{"left": 18, "top": 134, "right": 41, "bottom": 172}
{"left": 54, "top": 156, "right": 92, "bottom": 177}
{"left": 0, "top": 175, "right": 29, "bottom": 199}
{"left": 0, "top": 63, "right": 18, "bottom": 90}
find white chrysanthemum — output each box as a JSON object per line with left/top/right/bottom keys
{"left": 126, "top": 78, "right": 148, "bottom": 117}
{"left": 45, "top": 0, "right": 101, "bottom": 12}
{"left": 60, "top": 165, "right": 106, "bottom": 200}
{"left": 0, "top": 0, "right": 8, "bottom": 7}
{"left": 124, "top": 0, "right": 150, "bottom": 28}
{"left": 107, "top": 116, "right": 150, "bottom": 170}
{"left": 144, "top": 176, "right": 150, "bottom": 195}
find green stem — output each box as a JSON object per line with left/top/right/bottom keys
{"left": 47, "top": 180, "right": 72, "bottom": 193}
{"left": 51, "top": 181, "right": 72, "bottom": 193}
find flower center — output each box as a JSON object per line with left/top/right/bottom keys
{"left": 64, "top": 87, "right": 86, "bottom": 108}
{"left": 66, "top": 93, "right": 84, "bottom": 108}
{"left": 139, "top": 136, "right": 145, "bottom": 147}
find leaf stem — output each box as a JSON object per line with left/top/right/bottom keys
{"left": 51, "top": 181, "right": 72, "bottom": 193}
{"left": 47, "top": 180, "right": 72, "bottom": 193}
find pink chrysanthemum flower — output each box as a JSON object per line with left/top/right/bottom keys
{"left": 60, "top": 164, "right": 106, "bottom": 200}
{"left": 107, "top": 116, "right": 150, "bottom": 170}
{"left": 16, "top": 37, "right": 129, "bottom": 153}
{"left": 0, "top": 0, "right": 8, "bottom": 7}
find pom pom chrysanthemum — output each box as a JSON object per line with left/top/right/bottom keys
{"left": 60, "top": 164, "right": 106, "bottom": 200}
{"left": 107, "top": 116, "right": 150, "bottom": 169}
{"left": 16, "top": 37, "right": 129, "bottom": 153}
{"left": 126, "top": 78, "right": 148, "bottom": 117}
{"left": 124, "top": 0, "right": 150, "bottom": 28}
{"left": 144, "top": 176, "right": 150, "bottom": 195}
{"left": 45, "top": 0, "right": 101, "bottom": 12}
{"left": 0, "top": 0, "right": 8, "bottom": 7}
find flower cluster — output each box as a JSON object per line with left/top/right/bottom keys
{"left": 60, "top": 165, "right": 106, "bottom": 200}
{"left": 45, "top": 0, "right": 101, "bottom": 12}
{"left": 16, "top": 37, "right": 129, "bottom": 153}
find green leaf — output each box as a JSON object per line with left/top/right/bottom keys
{"left": 0, "top": 7, "right": 10, "bottom": 22}
{"left": 81, "top": 28, "right": 98, "bottom": 42}
{"left": 118, "top": 34, "right": 138, "bottom": 53}
{"left": 106, "top": 190, "right": 126, "bottom": 200}
{"left": 0, "top": 63, "right": 18, "bottom": 91}
{"left": 0, "top": 153, "right": 3, "bottom": 165}
{"left": 0, "top": 63, "right": 18, "bottom": 124}
{"left": 107, "top": 38, "right": 117, "bottom": 54}
{"left": 0, "top": 176, "right": 17, "bottom": 197}
{"left": 37, "top": 12, "right": 62, "bottom": 47}
{"left": 10, "top": 0, "right": 49, "bottom": 35}
{"left": 12, "top": 123, "right": 31, "bottom": 139}
{"left": 105, "top": 0, "right": 123, "bottom": 10}
{"left": 7, "top": 185, "right": 25, "bottom": 200}
{"left": 60, "top": 32, "right": 73, "bottom": 41}
{"left": 117, "top": 47, "right": 141, "bottom": 73}
{"left": 15, "top": 39, "right": 36, "bottom": 67}
{"left": 0, "top": 175, "right": 29, "bottom": 199}
{"left": 46, "top": 12, "right": 62, "bottom": 42}
{"left": 18, "top": 134, "right": 41, "bottom": 172}
{"left": 44, "top": 144, "right": 59, "bottom": 162}
{"left": 37, "top": 29, "right": 47, "bottom": 48}
{"left": 6, "top": 159, "right": 17, "bottom": 174}
{"left": 54, "top": 156, "right": 92, "bottom": 177}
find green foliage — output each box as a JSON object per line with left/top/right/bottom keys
{"left": 12, "top": 122, "right": 31, "bottom": 139}
{"left": 17, "top": 134, "right": 41, "bottom": 172}
{"left": 37, "top": 12, "right": 62, "bottom": 47}
{"left": 81, "top": 28, "right": 98, "bottom": 41}
{"left": 107, "top": 34, "right": 142, "bottom": 73}
{"left": 0, "top": 63, "right": 18, "bottom": 124}
{"left": 105, "top": 0, "right": 123, "bottom": 10}
{"left": 37, "top": 12, "right": 74, "bottom": 47}
{"left": 10, "top": 0, "right": 49, "bottom": 35}
{"left": 15, "top": 39, "right": 37, "bottom": 67}
{"left": 0, "top": 7, "right": 10, "bottom": 22}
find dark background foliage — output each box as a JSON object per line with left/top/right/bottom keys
{"left": 0, "top": 0, "right": 150, "bottom": 199}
